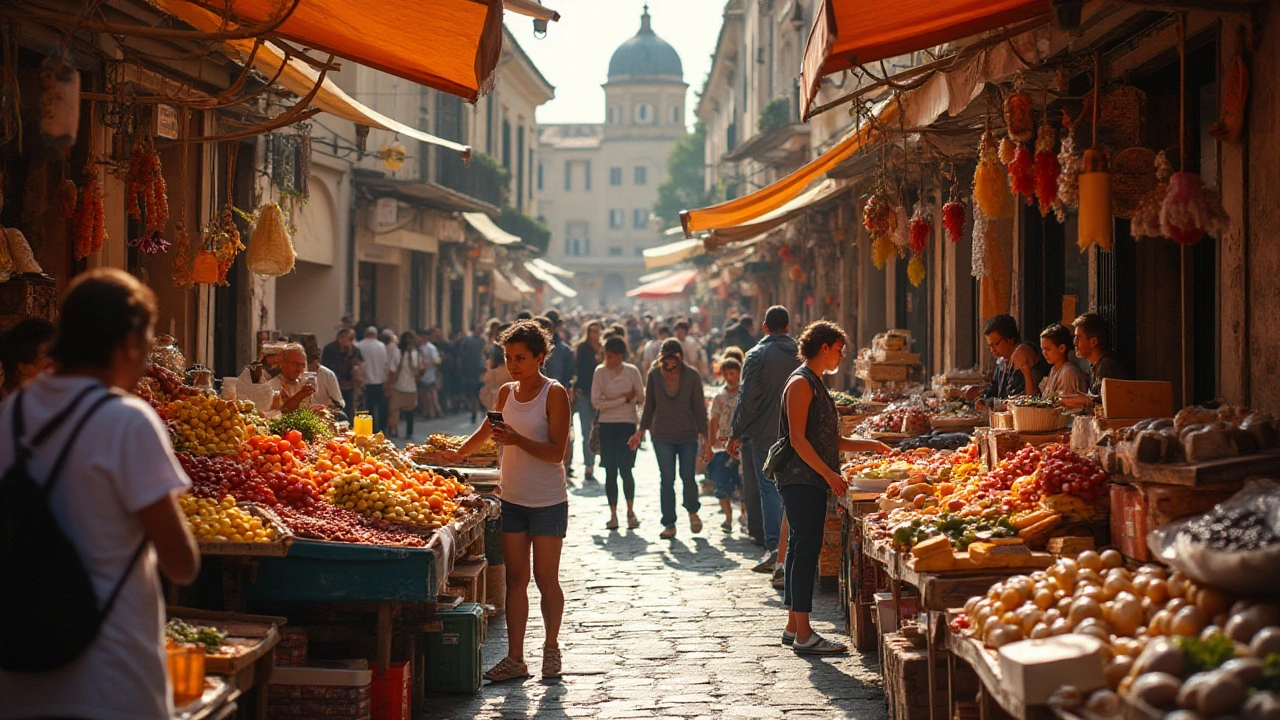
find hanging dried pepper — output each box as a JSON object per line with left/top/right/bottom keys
{"left": 126, "top": 135, "right": 169, "bottom": 235}
{"left": 1004, "top": 91, "right": 1034, "bottom": 142}
{"left": 862, "top": 186, "right": 897, "bottom": 242}
{"left": 998, "top": 137, "right": 1017, "bottom": 166}
{"left": 908, "top": 201, "right": 932, "bottom": 256}
{"left": 57, "top": 179, "right": 78, "bottom": 219}
{"left": 871, "top": 236, "right": 895, "bottom": 270}
{"left": 942, "top": 200, "right": 965, "bottom": 243}
{"left": 1033, "top": 123, "right": 1061, "bottom": 217}
{"left": 1054, "top": 133, "right": 1081, "bottom": 222}
{"left": 72, "top": 160, "right": 105, "bottom": 260}
{"left": 1008, "top": 141, "right": 1035, "bottom": 202}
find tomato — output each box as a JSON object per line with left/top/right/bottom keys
{"left": 348, "top": 450, "right": 364, "bottom": 465}
{"left": 360, "top": 463, "right": 376, "bottom": 477}
{"left": 377, "top": 468, "right": 393, "bottom": 480}
{"left": 286, "top": 430, "right": 303, "bottom": 444}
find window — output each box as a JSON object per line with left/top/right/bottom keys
{"left": 537, "top": 163, "right": 544, "bottom": 191}
{"left": 609, "top": 209, "right": 625, "bottom": 229}
{"left": 634, "top": 103, "right": 652, "bottom": 123}
{"left": 572, "top": 238, "right": 581, "bottom": 256}
{"left": 609, "top": 247, "right": 623, "bottom": 257}
{"left": 564, "top": 160, "right": 572, "bottom": 190}
{"left": 564, "top": 237, "right": 571, "bottom": 255}
{"left": 584, "top": 160, "right": 592, "bottom": 190}
{"left": 634, "top": 166, "right": 647, "bottom": 185}
{"left": 608, "top": 105, "right": 618, "bottom": 124}
{"left": 610, "top": 167, "right": 623, "bottom": 186}
{"left": 673, "top": 106, "right": 681, "bottom": 124}
{"left": 633, "top": 209, "right": 648, "bottom": 229}
{"left": 566, "top": 222, "right": 589, "bottom": 256}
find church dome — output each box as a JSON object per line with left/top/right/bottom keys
{"left": 607, "top": 6, "right": 683, "bottom": 82}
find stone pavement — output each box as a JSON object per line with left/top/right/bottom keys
{"left": 421, "top": 423, "right": 888, "bottom": 720}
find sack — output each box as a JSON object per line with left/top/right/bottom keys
{"left": 761, "top": 433, "right": 795, "bottom": 481}
{"left": 589, "top": 418, "right": 601, "bottom": 456}
{"left": 0, "top": 387, "right": 146, "bottom": 673}
{"left": 245, "top": 203, "right": 296, "bottom": 277}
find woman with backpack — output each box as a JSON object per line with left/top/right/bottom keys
{"left": 0, "top": 268, "right": 199, "bottom": 720}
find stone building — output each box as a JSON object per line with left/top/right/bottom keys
{"left": 539, "top": 7, "right": 687, "bottom": 307}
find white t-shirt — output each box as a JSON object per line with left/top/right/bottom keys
{"left": 356, "top": 337, "right": 389, "bottom": 384}
{"left": 419, "top": 342, "right": 441, "bottom": 385}
{"left": 391, "top": 348, "right": 421, "bottom": 394}
{"left": 315, "top": 364, "right": 344, "bottom": 408}
{"left": 709, "top": 387, "right": 740, "bottom": 451}
{"left": 0, "top": 376, "right": 191, "bottom": 720}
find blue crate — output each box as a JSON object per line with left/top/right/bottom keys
{"left": 246, "top": 540, "right": 438, "bottom": 603}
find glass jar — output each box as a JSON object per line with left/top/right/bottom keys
{"left": 150, "top": 334, "right": 187, "bottom": 374}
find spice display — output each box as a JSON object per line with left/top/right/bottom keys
{"left": 38, "top": 52, "right": 79, "bottom": 154}
{"left": 942, "top": 200, "right": 965, "bottom": 243}
{"left": 1054, "top": 133, "right": 1081, "bottom": 222}
{"left": 1004, "top": 90, "right": 1035, "bottom": 142}
{"left": 245, "top": 202, "right": 297, "bottom": 277}
{"left": 974, "top": 130, "right": 1010, "bottom": 218}
{"left": 1033, "top": 123, "right": 1060, "bottom": 217}
{"left": 1160, "top": 172, "right": 1230, "bottom": 246}
{"left": 1008, "top": 142, "right": 1035, "bottom": 202}
{"left": 72, "top": 160, "right": 106, "bottom": 260}
{"left": 126, "top": 135, "right": 169, "bottom": 235}
{"left": 57, "top": 178, "right": 77, "bottom": 219}
{"left": 907, "top": 256, "right": 926, "bottom": 287}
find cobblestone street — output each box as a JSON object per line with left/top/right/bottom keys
{"left": 420, "top": 419, "right": 888, "bottom": 719}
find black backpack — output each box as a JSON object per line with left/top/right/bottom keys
{"left": 0, "top": 386, "right": 147, "bottom": 673}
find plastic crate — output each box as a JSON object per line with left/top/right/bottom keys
{"left": 246, "top": 540, "right": 437, "bottom": 603}
{"left": 370, "top": 661, "right": 411, "bottom": 720}
{"left": 426, "top": 603, "right": 484, "bottom": 694}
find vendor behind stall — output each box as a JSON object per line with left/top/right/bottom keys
{"left": 264, "top": 343, "right": 318, "bottom": 419}
{"left": 967, "top": 314, "right": 1049, "bottom": 404}
{"left": 1072, "top": 313, "right": 1128, "bottom": 395}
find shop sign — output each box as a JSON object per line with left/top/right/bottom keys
{"left": 375, "top": 197, "right": 398, "bottom": 230}
{"left": 155, "top": 104, "right": 180, "bottom": 139}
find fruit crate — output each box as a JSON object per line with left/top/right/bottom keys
{"left": 245, "top": 539, "right": 438, "bottom": 603}
{"left": 197, "top": 503, "right": 295, "bottom": 557}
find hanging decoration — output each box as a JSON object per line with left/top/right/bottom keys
{"left": 245, "top": 203, "right": 297, "bottom": 277}
{"left": 196, "top": 206, "right": 245, "bottom": 286}
{"left": 973, "top": 129, "right": 1010, "bottom": 218}
{"left": 125, "top": 135, "right": 169, "bottom": 236}
{"left": 1160, "top": 173, "right": 1230, "bottom": 245}
{"left": 907, "top": 256, "right": 926, "bottom": 287}
{"left": 864, "top": 180, "right": 899, "bottom": 270}
{"left": 1054, "top": 133, "right": 1081, "bottom": 222}
{"left": 1008, "top": 141, "right": 1035, "bottom": 202}
{"left": 73, "top": 160, "right": 106, "bottom": 260}
{"left": 909, "top": 201, "right": 932, "bottom": 256}
{"left": 1077, "top": 58, "right": 1112, "bottom": 252}
{"left": 1004, "top": 90, "right": 1035, "bottom": 142}
{"left": 942, "top": 200, "right": 965, "bottom": 243}
{"left": 998, "top": 137, "right": 1017, "bottom": 165}
{"left": 1131, "top": 151, "right": 1173, "bottom": 240}
{"left": 788, "top": 264, "right": 808, "bottom": 283}
{"left": 891, "top": 205, "right": 910, "bottom": 255}
{"left": 970, "top": 194, "right": 992, "bottom": 278}
{"left": 39, "top": 50, "right": 80, "bottom": 154}
{"left": 57, "top": 179, "right": 78, "bottom": 219}
{"left": 172, "top": 221, "right": 193, "bottom": 287}
{"left": 1033, "top": 122, "right": 1060, "bottom": 217}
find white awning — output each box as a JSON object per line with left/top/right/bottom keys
{"left": 524, "top": 261, "right": 578, "bottom": 298}
{"left": 529, "top": 257, "right": 575, "bottom": 278}
{"left": 491, "top": 269, "right": 524, "bottom": 304}
{"left": 638, "top": 268, "right": 677, "bottom": 284}
{"left": 642, "top": 237, "right": 705, "bottom": 270}
{"left": 509, "top": 272, "right": 536, "bottom": 295}
{"left": 463, "top": 212, "right": 523, "bottom": 246}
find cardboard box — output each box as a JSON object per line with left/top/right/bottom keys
{"left": 1101, "top": 380, "right": 1173, "bottom": 419}
{"left": 874, "top": 592, "right": 919, "bottom": 632}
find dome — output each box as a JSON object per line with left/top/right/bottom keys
{"left": 607, "top": 6, "right": 683, "bottom": 81}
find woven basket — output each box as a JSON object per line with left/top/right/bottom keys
{"left": 1011, "top": 405, "right": 1063, "bottom": 433}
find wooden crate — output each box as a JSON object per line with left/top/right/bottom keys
{"left": 447, "top": 557, "right": 488, "bottom": 605}
{"left": 818, "top": 509, "right": 843, "bottom": 579}
{"left": 0, "top": 275, "right": 58, "bottom": 331}
{"left": 858, "top": 361, "right": 911, "bottom": 383}
{"left": 882, "top": 632, "right": 948, "bottom": 720}
{"left": 1110, "top": 480, "right": 1241, "bottom": 562}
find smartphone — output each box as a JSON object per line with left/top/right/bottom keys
{"left": 487, "top": 411, "right": 504, "bottom": 426}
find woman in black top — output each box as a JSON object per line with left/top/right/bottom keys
{"left": 573, "top": 321, "right": 603, "bottom": 482}
{"left": 777, "top": 321, "right": 889, "bottom": 655}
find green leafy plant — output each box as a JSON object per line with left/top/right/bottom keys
{"left": 758, "top": 98, "right": 793, "bottom": 133}
{"left": 269, "top": 408, "right": 332, "bottom": 443}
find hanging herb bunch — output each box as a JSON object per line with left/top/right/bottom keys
{"left": 172, "top": 221, "right": 193, "bottom": 286}
{"left": 72, "top": 158, "right": 106, "bottom": 260}
{"left": 863, "top": 179, "right": 899, "bottom": 270}
{"left": 1033, "top": 121, "right": 1061, "bottom": 217}
{"left": 125, "top": 134, "right": 170, "bottom": 253}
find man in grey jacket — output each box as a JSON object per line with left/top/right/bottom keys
{"left": 729, "top": 305, "right": 799, "bottom": 573}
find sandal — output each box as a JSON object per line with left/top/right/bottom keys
{"left": 721, "top": 519, "right": 733, "bottom": 532}
{"left": 781, "top": 631, "right": 796, "bottom": 646}
{"left": 792, "top": 633, "right": 848, "bottom": 655}
{"left": 606, "top": 517, "right": 619, "bottom": 530}
{"left": 627, "top": 512, "right": 641, "bottom": 529}
{"left": 542, "top": 645, "right": 563, "bottom": 678}
{"left": 689, "top": 513, "right": 703, "bottom": 534}
{"left": 660, "top": 525, "right": 676, "bottom": 539}
{"left": 484, "top": 657, "right": 530, "bottom": 683}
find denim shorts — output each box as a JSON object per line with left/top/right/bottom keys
{"left": 707, "top": 451, "right": 742, "bottom": 500}
{"left": 501, "top": 499, "right": 569, "bottom": 538}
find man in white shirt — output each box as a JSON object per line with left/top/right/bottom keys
{"left": 356, "top": 326, "right": 390, "bottom": 432}
{"left": 0, "top": 268, "right": 199, "bottom": 720}
{"left": 264, "top": 344, "right": 318, "bottom": 419}
{"left": 307, "top": 347, "right": 345, "bottom": 413}
{"left": 418, "top": 328, "right": 443, "bottom": 419}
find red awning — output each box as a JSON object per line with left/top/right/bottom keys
{"left": 801, "top": 0, "right": 1051, "bottom": 118}
{"left": 625, "top": 269, "right": 698, "bottom": 299}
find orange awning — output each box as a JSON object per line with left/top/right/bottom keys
{"left": 800, "top": 0, "right": 1051, "bottom": 118}
{"left": 626, "top": 269, "right": 698, "bottom": 299}
{"left": 681, "top": 101, "right": 896, "bottom": 237}
{"left": 173, "top": 0, "right": 507, "bottom": 101}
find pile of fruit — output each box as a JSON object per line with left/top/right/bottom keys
{"left": 412, "top": 434, "right": 499, "bottom": 464}
{"left": 890, "top": 512, "right": 1017, "bottom": 550}
{"left": 162, "top": 395, "right": 248, "bottom": 455}
{"left": 321, "top": 438, "right": 471, "bottom": 526}
{"left": 857, "top": 406, "right": 932, "bottom": 436}
{"left": 179, "top": 494, "right": 277, "bottom": 543}
{"left": 137, "top": 364, "right": 198, "bottom": 404}
{"left": 166, "top": 618, "right": 227, "bottom": 652}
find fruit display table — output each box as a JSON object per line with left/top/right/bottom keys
{"left": 944, "top": 618, "right": 1056, "bottom": 720}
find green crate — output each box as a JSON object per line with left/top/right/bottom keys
{"left": 246, "top": 540, "right": 438, "bottom": 603}
{"left": 426, "top": 603, "right": 484, "bottom": 694}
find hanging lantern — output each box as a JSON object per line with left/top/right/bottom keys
{"left": 379, "top": 140, "right": 407, "bottom": 171}
{"left": 1077, "top": 149, "right": 1113, "bottom": 252}
{"left": 1159, "top": 172, "right": 1230, "bottom": 245}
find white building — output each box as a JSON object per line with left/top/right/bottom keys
{"left": 539, "top": 7, "right": 687, "bottom": 308}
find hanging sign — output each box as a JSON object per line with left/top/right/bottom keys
{"left": 155, "top": 104, "right": 180, "bottom": 140}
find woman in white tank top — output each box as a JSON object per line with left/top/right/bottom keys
{"left": 445, "top": 320, "right": 572, "bottom": 683}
